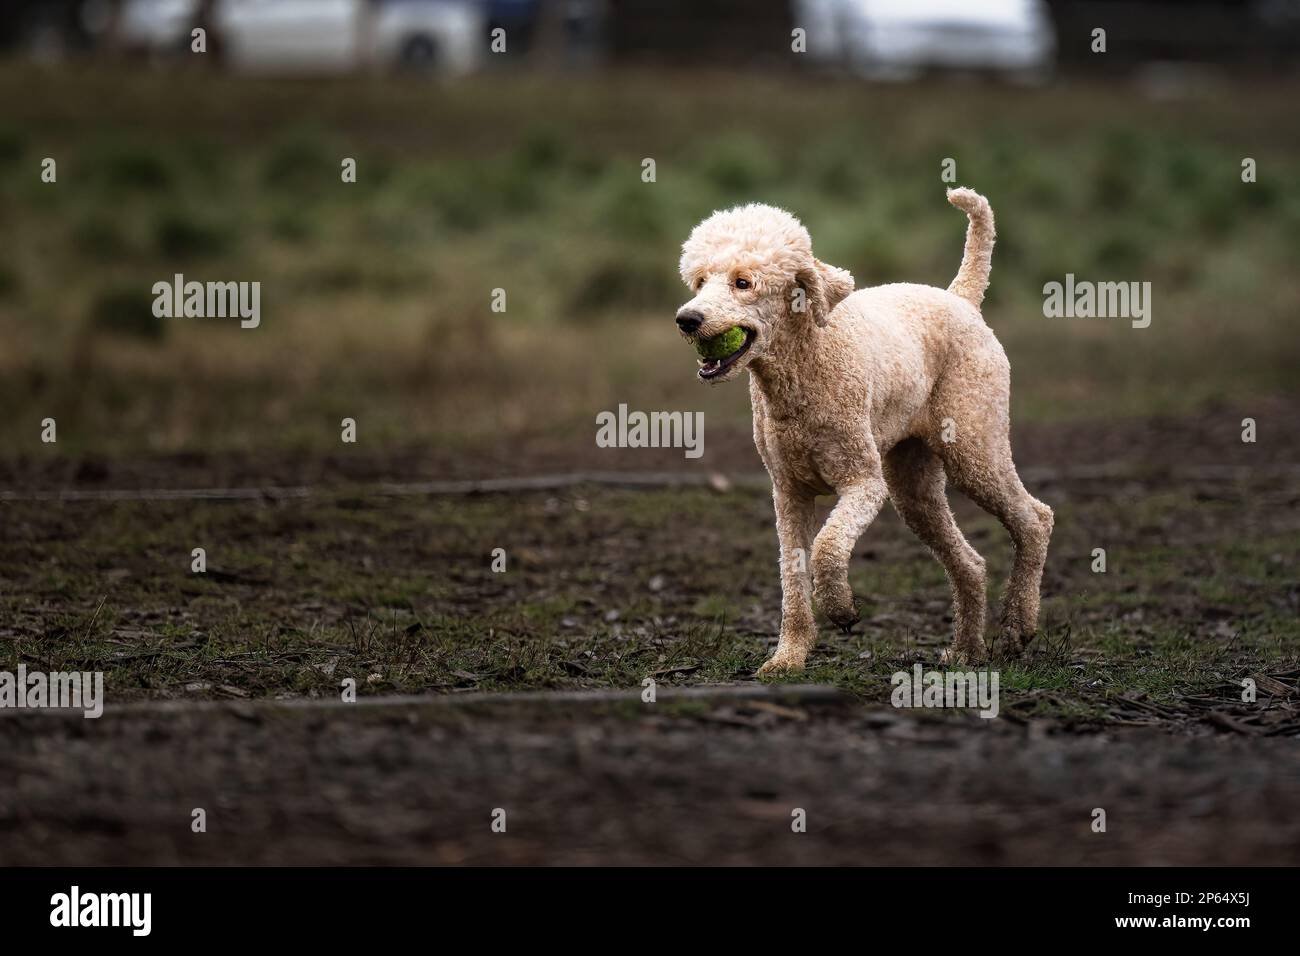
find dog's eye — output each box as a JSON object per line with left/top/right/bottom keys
{"left": 734, "top": 277, "right": 751, "bottom": 290}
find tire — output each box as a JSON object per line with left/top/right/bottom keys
{"left": 398, "top": 34, "right": 438, "bottom": 72}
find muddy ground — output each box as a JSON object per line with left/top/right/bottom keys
{"left": 4, "top": 686, "right": 1300, "bottom": 866}
{"left": 1, "top": 407, "right": 1297, "bottom": 864}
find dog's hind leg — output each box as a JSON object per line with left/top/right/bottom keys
{"left": 941, "top": 434, "right": 1052, "bottom": 658}
{"left": 978, "top": 472, "right": 1053, "bottom": 657}
{"left": 929, "top": 352, "right": 1053, "bottom": 658}
{"left": 811, "top": 466, "right": 889, "bottom": 633}
{"left": 883, "top": 438, "right": 989, "bottom": 665}
{"left": 757, "top": 486, "right": 818, "bottom": 674}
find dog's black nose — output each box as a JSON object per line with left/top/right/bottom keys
{"left": 676, "top": 310, "right": 704, "bottom": 334}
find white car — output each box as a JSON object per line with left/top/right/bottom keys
{"left": 797, "top": 0, "right": 1056, "bottom": 81}
{"left": 119, "top": 0, "right": 484, "bottom": 73}
{"left": 216, "top": 0, "right": 483, "bottom": 73}
{"left": 117, "top": 0, "right": 201, "bottom": 52}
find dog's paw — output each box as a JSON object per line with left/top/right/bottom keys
{"left": 756, "top": 652, "right": 806, "bottom": 677}
{"left": 814, "top": 582, "right": 860, "bottom": 631}
{"left": 995, "top": 627, "right": 1035, "bottom": 660}
{"left": 829, "top": 601, "right": 862, "bottom": 633}
{"left": 939, "top": 642, "right": 988, "bottom": 668}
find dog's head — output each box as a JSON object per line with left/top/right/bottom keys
{"left": 676, "top": 203, "right": 853, "bottom": 384}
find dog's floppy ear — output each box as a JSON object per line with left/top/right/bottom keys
{"left": 816, "top": 259, "right": 855, "bottom": 318}
{"left": 795, "top": 258, "right": 855, "bottom": 328}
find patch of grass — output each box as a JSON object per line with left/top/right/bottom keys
{"left": 87, "top": 286, "right": 166, "bottom": 341}
{"left": 262, "top": 130, "right": 335, "bottom": 192}
{"left": 73, "top": 214, "right": 132, "bottom": 259}
{"left": 700, "top": 135, "right": 782, "bottom": 196}
{"left": 98, "top": 145, "right": 174, "bottom": 190}
{"left": 0, "top": 124, "right": 24, "bottom": 164}
{"left": 268, "top": 207, "right": 314, "bottom": 244}
{"left": 567, "top": 256, "right": 678, "bottom": 315}
{"left": 154, "top": 209, "right": 235, "bottom": 259}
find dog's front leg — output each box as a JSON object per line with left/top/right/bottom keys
{"left": 757, "top": 487, "right": 817, "bottom": 675}
{"left": 812, "top": 472, "right": 888, "bottom": 631}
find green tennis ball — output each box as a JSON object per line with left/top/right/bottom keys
{"left": 694, "top": 327, "right": 746, "bottom": 360}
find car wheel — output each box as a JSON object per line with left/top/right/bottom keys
{"left": 399, "top": 34, "right": 438, "bottom": 72}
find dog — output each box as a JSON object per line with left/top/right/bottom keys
{"left": 675, "top": 188, "right": 1053, "bottom": 672}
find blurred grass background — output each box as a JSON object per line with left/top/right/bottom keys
{"left": 0, "top": 63, "right": 1297, "bottom": 458}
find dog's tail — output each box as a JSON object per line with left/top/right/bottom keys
{"left": 946, "top": 187, "right": 995, "bottom": 310}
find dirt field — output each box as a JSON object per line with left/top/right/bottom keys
{"left": 2, "top": 408, "right": 1297, "bottom": 864}
{"left": 4, "top": 686, "right": 1300, "bottom": 866}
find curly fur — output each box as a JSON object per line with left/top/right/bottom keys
{"left": 676, "top": 188, "right": 1053, "bottom": 671}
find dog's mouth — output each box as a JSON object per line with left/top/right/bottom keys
{"left": 696, "top": 328, "right": 755, "bottom": 380}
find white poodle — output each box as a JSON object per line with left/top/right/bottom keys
{"left": 675, "top": 188, "right": 1053, "bottom": 672}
